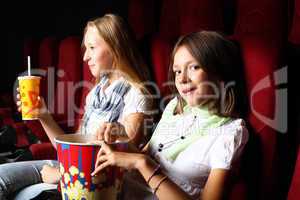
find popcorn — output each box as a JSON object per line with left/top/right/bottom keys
{"left": 59, "top": 164, "right": 121, "bottom": 200}
{"left": 63, "top": 173, "right": 70, "bottom": 184}
{"left": 69, "top": 166, "right": 79, "bottom": 176}
{"left": 79, "top": 172, "right": 85, "bottom": 178}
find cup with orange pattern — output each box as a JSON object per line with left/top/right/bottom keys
{"left": 18, "top": 76, "right": 41, "bottom": 120}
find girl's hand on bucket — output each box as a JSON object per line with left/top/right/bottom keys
{"left": 96, "top": 122, "right": 126, "bottom": 143}
{"left": 40, "top": 165, "right": 61, "bottom": 184}
{"left": 91, "top": 141, "right": 144, "bottom": 176}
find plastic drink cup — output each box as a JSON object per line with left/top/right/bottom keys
{"left": 18, "top": 76, "right": 41, "bottom": 120}
{"left": 55, "top": 134, "right": 126, "bottom": 200}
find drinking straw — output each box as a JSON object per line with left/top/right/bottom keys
{"left": 27, "top": 56, "right": 31, "bottom": 76}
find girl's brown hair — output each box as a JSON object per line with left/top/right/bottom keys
{"left": 168, "top": 31, "right": 241, "bottom": 117}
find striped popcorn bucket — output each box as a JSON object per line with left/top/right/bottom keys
{"left": 55, "top": 134, "right": 126, "bottom": 200}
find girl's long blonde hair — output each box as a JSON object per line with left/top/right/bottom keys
{"left": 83, "top": 14, "right": 150, "bottom": 94}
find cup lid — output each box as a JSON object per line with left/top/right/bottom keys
{"left": 18, "top": 76, "right": 41, "bottom": 80}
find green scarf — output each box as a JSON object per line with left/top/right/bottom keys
{"left": 150, "top": 98, "right": 231, "bottom": 162}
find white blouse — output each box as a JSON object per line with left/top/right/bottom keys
{"left": 149, "top": 118, "right": 248, "bottom": 199}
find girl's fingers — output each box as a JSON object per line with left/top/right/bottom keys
{"left": 92, "top": 161, "right": 110, "bottom": 176}
{"left": 96, "top": 147, "right": 105, "bottom": 158}
{"left": 97, "top": 125, "right": 106, "bottom": 140}
{"left": 37, "top": 96, "right": 44, "bottom": 108}
{"left": 96, "top": 141, "right": 111, "bottom": 158}
{"left": 94, "top": 155, "right": 107, "bottom": 169}
{"left": 100, "top": 142, "right": 112, "bottom": 154}
{"left": 103, "top": 123, "right": 113, "bottom": 142}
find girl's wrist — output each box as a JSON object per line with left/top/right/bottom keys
{"left": 39, "top": 111, "right": 51, "bottom": 122}
{"left": 134, "top": 154, "right": 148, "bottom": 171}
{"left": 135, "top": 154, "right": 155, "bottom": 172}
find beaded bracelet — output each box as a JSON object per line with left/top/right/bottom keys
{"left": 146, "top": 164, "right": 160, "bottom": 184}
{"left": 153, "top": 175, "right": 168, "bottom": 195}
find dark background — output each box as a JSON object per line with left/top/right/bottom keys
{"left": 1, "top": 0, "right": 138, "bottom": 93}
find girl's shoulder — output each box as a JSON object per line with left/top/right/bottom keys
{"left": 124, "top": 83, "right": 149, "bottom": 103}
{"left": 122, "top": 84, "right": 153, "bottom": 114}
{"left": 160, "top": 97, "right": 178, "bottom": 118}
{"left": 220, "top": 118, "right": 248, "bottom": 135}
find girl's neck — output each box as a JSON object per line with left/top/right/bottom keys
{"left": 108, "top": 72, "right": 121, "bottom": 84}
{"left": 101, "top": 73, "right": 122, "bottom": 91}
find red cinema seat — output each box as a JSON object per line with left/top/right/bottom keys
{"left": 234, "top": 0, "right": 285, "bottom": 41}
{"left": 158, "top": 0, "right": 181, "bottom": 41}
{"left": 237, "top": 35, "right": 285, "bottom": 200}
{"left": 233, "top": 1, "right": 286, "bottom": 198}
{"left": 127, "top": 0, "right": 156, "bottom": 40}
{"left": 38, "top": 36, "right": 59, "bottom": 104}
{"left": 53, "top": 36, "right": 82, "bottom": 128}
{"left": 289, "top": 0, "right": 300, "bottom": 44}
{"left": 150, "top": 37, "right": 173, "bottom": 97}
{"left": 178, "top": 0, "right": 224, "bottom": 35}
{"left": 25, "top": 36, "right": 59, "bottom": 143}
{"left": 150, "top": 0, "right": 181, "bottom": 97}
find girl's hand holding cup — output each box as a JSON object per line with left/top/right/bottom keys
{"left": 16, "top": 87, "right": 49, "bottom": 120}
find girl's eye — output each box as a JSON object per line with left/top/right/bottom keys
{"left": 174, "top": 70, "right": 181, "bottom": 75}
{"left": 190, "top": 65, "right": 201, "bottom": 70}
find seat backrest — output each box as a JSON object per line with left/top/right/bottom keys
{"left": 233, "top": 1, "right": 286, "bottom": 198}
{"left": 289, "top": 0, "right": 300, "bottom": 44}
{"left": 38, "top": 37, "right": 58, "bottom": 68}
{"left": 288, "top": 147, "right": 300, "bottom": 200}
{"left": 158, "top": 0, "right": 181, "bottom": 40}
{"left": 178, "top": 0, "right": 224, "bottom": 35}
{"left": 127, "top": 0, "right": 156, "bottom": 40}
{"left": 38, "top": 36, "right": 59, "bottom": 104}
{"left": 237, "top": 35, "right": 284, "bottom": 200}
{"left": 54, "top": 36, "right": 82, "bottom": 127}
{"left": 151, "top": 0, "right": 225, "bottom": 97}
{"left": 234, "top": 0, "right": 285, "bottom": 40}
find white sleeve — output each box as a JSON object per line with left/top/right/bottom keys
{"left": 209, "top": 119, "right": 249, "bottom": 170}
{"left": 120, "top": 87, "right": 151, "bottom": 118}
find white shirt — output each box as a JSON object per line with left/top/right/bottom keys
{"left": 149, "top": 118, "right": 248, "bottom": 199}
